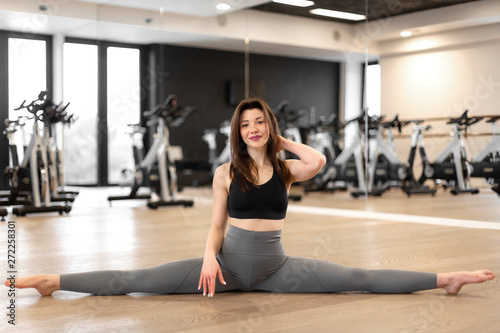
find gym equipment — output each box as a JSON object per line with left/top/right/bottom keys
{"left": 274, "top": 101, "right": 305, "bottom": 160}
{"left": 470, "top": 116, "right": 500, "bottom": 195}
{"left": 303, "top": 113, "right": 347, "bottom": 193}
{"left": 305, "top": 111, "right": 367, "bottom": 194}
{"left": 418, "top": 110, "right": 482, "bottom": 195}
{"left": 202, "top": 120, "right": 231, "bottom": 176}
{"left": 0, "top": 208, "right": 6, "bottom": 221}
{"left": 2, "top": 91, "right": 73, "bottom": 216}
{"left": 108, "top": 95, "right": 195, "bottom": 209}
{"left": 44, "top": 104, "right": 79, "bottom": 198}
{"left": 272, "top": 101, "right": 303, "bottom": 201}
{"left": 306, "top": 114, "right": 341, "bottom": 163}
{"left": 401, "top": 120, "right": 437, "bottom": 196}
{"left": 2, "top": 118, "right": 32, "bottom": 206}
{"left": 359, "top": 114, "right": 409, "bottom": 196}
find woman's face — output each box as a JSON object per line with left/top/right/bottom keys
{"left": 239, "top": 108, "right": 270, "bottom": 150}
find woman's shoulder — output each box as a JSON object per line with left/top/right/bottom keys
{"left": 215, "top": 162, "right": 231, "bottom": 176}
{"left": 214, "top": 163, "right": 232, "bottom": 189}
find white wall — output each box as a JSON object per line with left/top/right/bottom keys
{"left": 379, "top": 36, "right": 500, "bottom": 161}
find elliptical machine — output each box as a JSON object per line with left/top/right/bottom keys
{"left": 107, "top": 95, "right": 195, "bottom": 209}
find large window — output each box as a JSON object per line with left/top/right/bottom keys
{"left": 8, "top": 38, "right": 47, "bottom": 118}
{"left": 107, "top": 46, "right": 141, "bottom": 184}
{"left": 63, "top": 42, "right": 99, "bottom": 185}
{"left": 63, "top": 40, "right": 142, "bottom": 186}
{"left": 6, "top": 37, "right": 48, "bottom": 164}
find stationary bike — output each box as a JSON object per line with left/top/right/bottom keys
{"left": 303, "top": 113, "right": 346, "bottom": 193}
{"left": 108, "top": 95, "right": 195, "bottom": 209}
{"left": 339, "top": 114, "right": 409, "bottom": 197}
{"left": 273, "top": 100, "right": 305, "bottom": 160}
{"left": 307, "top": 111, "right": 367, "bottom": 195}
{"left": 469, "top": 115, "right": 500, "bottom": 195}
{"left": 418, "top": 110, "right": 482, "bottom": 195}
{"left": 2, "top": 91, "right": 73, "bottom": 216}
{"left": 272, "top": 101, "right": 303, "bottom": 201}
{"left": 401, "top": 119, "right": 437, "bottom": 196}
{"left": 202, "top": 120, "right": 231, "bottom": 177}
{"left": 2, "top": 118, "right": 32, "bottom": 206}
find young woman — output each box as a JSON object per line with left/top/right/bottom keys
{"left": 6, "top": 98, "right": 495, "bottom": 297}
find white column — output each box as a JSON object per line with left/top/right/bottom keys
{"left": 52, "top": 33, "right": 64, "bottom": 102}
{"left": 340, "top": 57, "right": 364, "bottom": 149}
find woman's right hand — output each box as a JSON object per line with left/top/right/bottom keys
{"left": 198, "top": 255, "right": 226, "bottom": 297}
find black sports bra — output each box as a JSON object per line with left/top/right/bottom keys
{"left": 227, "top": 170, "right": 288, "bottom": 220}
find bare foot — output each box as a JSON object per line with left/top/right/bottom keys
{"left": 4, "top": 275, "right": 60, "bottom": 296}
{"left": 438, "top": 270, "right": 495, "bottom": 294}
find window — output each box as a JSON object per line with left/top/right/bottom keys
{"left": 7, "top": 37, "right": 47, "bottom": 163}
{"left": 63, "top": 42, "right": 99, "bottom": 185}
{"left": 8, "top": 38, "right": 47, "bottom": 118}
{"left": 107, "top": 46, "right": 141, "bottom": 184}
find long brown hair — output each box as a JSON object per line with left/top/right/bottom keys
{"left": 229, "top": 97, "right": 292, "bottom": 190}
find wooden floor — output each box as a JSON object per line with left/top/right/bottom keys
{"left": 1, "top": 185, "right": 500, "bottom": 333}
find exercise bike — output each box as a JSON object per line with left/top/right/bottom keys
{"left": 272, "top": 101, "right": 304, "bottom": 201}
{"left": 469, "top": 115, "right": 500, "bottom": 195}
{"left": 418, "top": 110, "right": 482, "bottom": 195}
{"left": 303, "top": 113, "right": 346, "bottom": 193}
{"left": 2, "top": 91, "right": 73, "bottom": 216}
{"left": 202, "top": 120, "right": 231, "bottom": 177}
{"left": 401, "top": 119, "right": 437, "bottom": 196}
{"left": 354, "top": 114, "right": 410, "bottom": 196}
{"left": 108, "top": 95, "right": 195, "bottom": 209}
{"left": 274, "top": 100, "right": 305, "bottom": 160}
{"left": 306, "top": 111, "right": 367, "bottom": 195}
{"left": 43, "top": 103, "right": 79, "bottom": 199}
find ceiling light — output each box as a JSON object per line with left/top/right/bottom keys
{"left": 310, "top": 8, "right": 366, "bottom": 21}
{"left": 273, "top": 0, "right": 315, "bottom": 7}
{"left": 216, "top": 3, "right": 231, "bottom": 11}
{"left": 400, "top": 31, "right": 412, "bottom": 37}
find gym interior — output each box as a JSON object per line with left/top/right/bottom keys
{"left": 0, "top": 0, "right": 499, "bottom": 332}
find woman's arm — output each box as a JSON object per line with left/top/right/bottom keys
{"left": 198, "top": 164, "right": 230, "bottom": 297}
{"left": 279, "top": 136, "right": 327, "bottom": 183}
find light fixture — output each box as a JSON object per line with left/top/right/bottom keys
{"left": 273, "top": 0, "right": 315, "bottom": 7}
{"left": 310, "top": 8, "right": 366, "bottom": 21}
{"left": 216, "top": 3, "right": 231, "bottom": 11}
{"left": 400, "top": 31, "right": 412, "bottom": 37}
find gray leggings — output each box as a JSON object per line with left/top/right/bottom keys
{"left": 60, "top": 225, "right": 437, "bottom": 295}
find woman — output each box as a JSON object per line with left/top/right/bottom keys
{"left": 6, "top": 98, "right": 495, "bottom": 297}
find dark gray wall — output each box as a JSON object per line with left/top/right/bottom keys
{"left": 154, "top": 44, "right": 340, "bottom": 161}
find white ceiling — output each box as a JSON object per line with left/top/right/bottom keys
{"left": 78, "top": 0, "right": 270, "bottom": 17}
{"left": 0, "top": 0, "right": 500, "bottom": 61}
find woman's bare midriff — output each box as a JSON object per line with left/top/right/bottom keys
{"left": 229, "top": 218, "right": 284, "bottom": 231}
